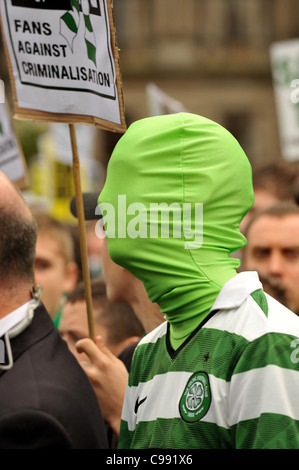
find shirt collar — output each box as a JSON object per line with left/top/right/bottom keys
{"left": 0, "top": 302, "right": 31, "bottom": 338}
{"left": 210, "top": 271, "right": 262, "bottom": 312}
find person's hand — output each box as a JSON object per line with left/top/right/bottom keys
{"left": 76, "top": 336, "right": 128, "bottom": 436}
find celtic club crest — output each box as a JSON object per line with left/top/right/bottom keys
{"left": 179, "top": 371, "right": 211, "bottom": 422}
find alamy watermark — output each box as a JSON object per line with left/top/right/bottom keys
{"left": 290, "top": 79, "right": 299, "bottom": 103}
{"left": 290, "top": 338, "right": 299, "bottom": 364}
{"left": 0, "top": 80, "right": 4, "bottom": 104}
{"left": 94, "top": 195, "right": 203, "bottom": 249}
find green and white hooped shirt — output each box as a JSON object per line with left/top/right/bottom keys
{"left": 118, "top": 271, "right": 299, "bottom": 449}
{"left": 98, "top": 113, "right": 299, "bottom": 448}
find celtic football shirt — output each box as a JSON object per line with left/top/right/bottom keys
{"left": 98, "top": 113, "right": 299, "bottom": 448}
{"left": 118, "top": 272, "right": 299, "bottom": 449}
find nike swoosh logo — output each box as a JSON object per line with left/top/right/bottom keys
{"left": 134, "top": 396, "right": 147, "bottom": 414}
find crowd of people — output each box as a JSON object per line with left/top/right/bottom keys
{"left": 1, "top": 112, "right": 299, "bottom": 449}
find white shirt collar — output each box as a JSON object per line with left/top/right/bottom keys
{"left": 210, "top": 271, "right": 262, "bottom": 312}
{"left": 0, "top": 302, "right": 31, "bottom": 338}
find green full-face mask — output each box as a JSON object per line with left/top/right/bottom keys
{"left": 99, "top": 113, "right": 254, "bottom": 348}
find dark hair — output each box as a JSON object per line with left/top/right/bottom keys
{"left": 243, "top": 201, "right": 299, "bottom": 238}
{"left": 252, "top": 161, "right": 299, "bottom": 201}
{"left": 0, "top": 207, "right": 37, "bottom": 283}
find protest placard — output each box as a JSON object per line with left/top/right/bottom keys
{"left": 0, "top": 0, "right": 126, "bottom": 132}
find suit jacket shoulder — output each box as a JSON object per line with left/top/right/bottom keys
{"left": 0, "top": 303, "right": 108, "bottom": 449}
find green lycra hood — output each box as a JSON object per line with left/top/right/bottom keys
{"left": 99, "top": 113, "right": 254, "bottom": 348}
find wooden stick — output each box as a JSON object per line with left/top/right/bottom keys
{"left": 69, "top": 123, "right": 95, "bottom": 342}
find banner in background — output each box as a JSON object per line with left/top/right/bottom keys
{"left": 0, "top": 100, "right": 28, "bottom": 188}
{"left": 0, "top": 0, "right": 126, "bottom": 132}
{"left": 270, "top": 39, "right": 299, "bottom": 162}
{"left": 146, "top": 83, "right": 189, "bottom": 116}
{"left": 27, "top": 123, "right": 103, "bottom": 223}
{"left": 42, "top": 122, "right": 97, "bottom": 166}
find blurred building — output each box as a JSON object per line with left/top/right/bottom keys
{"left": 96, "top": 0, "right": 299, "bottom": 170}
{"left": 1, "top": 0, "right": 299, "bottom": 171}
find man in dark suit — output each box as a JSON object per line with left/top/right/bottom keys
{"left": 0, "top": 172, "right": 108, "bottom": 449}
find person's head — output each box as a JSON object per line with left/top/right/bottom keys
{"left": 98, "top": 113, "right": 254, "bottom": 319}
{"left": 31, "top": 209, "right": 79, "bottom": 319}
{"left": 240, "top": 161, "right": 299, "bottom": 233}
{"left": 0, "top": 173, "right": 37, "bottom": 294}
{"left": 59, "top": 279, "right": 144, "bottom": 360}
{"left": 243, "top": 202, "right": 299, "bottom": 313}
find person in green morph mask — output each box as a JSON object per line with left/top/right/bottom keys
{"left": 75, "top": 113, "right": 299, "bottom": 449}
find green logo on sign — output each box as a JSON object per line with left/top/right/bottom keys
{"left": 179, "top": 371, "right": 211, "bottom": 423}
{"left": 60, "top": 0, "right": 97, "bottom": 65}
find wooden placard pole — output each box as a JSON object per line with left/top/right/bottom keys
{"left": 69, "top": 123, "right": 95, "bottom": 342}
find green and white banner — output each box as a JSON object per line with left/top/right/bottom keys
{"left": 0, "top": 0, "right": 126, "bottom": 132}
